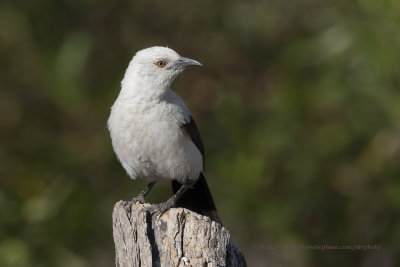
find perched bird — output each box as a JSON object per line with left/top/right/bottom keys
{"left": 108, "top": 46, "right": 220, "bottom": 223}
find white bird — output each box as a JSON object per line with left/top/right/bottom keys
{"left": 108, "top": 46, "right": 220, "bottom": 222}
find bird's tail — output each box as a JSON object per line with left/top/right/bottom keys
{"left": 172, "top": 173, "right": 221, "bottom": 224}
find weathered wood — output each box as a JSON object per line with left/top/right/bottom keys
{"left": 112, "top": 201, "right": 247, "bottom": 266}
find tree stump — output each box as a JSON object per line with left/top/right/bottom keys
{"left": 112, "top": 201, "right": 247, "bottom": 266}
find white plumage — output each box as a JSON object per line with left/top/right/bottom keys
{"left": 107, "top": 46, "right": 203, "bottom": 184}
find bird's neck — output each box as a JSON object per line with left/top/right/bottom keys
{"left": 120, "top": 74, "right": 171, "bottom": 101}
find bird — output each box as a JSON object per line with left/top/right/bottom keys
{"left": 107, "top": 46, "right": 220, "bottom": 223}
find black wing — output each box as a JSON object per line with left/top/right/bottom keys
{"left": 180, "top": 115, "right": 205, "bottom": 167}
{"left": 176, "top": 115, "right": 221, "bottom": 223}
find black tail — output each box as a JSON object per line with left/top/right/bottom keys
{"left": 172, "top": 173, "right": 221, "bottom": 224}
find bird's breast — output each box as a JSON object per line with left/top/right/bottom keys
{"left": 108, "top": 98, "right": 202, "bottom": 183}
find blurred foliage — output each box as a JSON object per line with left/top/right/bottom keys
{"left": 1, "top": 0, "right": 400, "bottom": 266}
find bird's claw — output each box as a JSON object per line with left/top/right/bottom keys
{"left": 132, "top": 196, "right": 146, "bottom": 204}
{"left": 138, "top": 202, "right": 173, "bottom": 223}
{"left": 143, "top": 203, "right": 168, "bottom": 216}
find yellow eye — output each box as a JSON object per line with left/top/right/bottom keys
{"left": 156, "top": 60, "right": 166, "bottom": 67}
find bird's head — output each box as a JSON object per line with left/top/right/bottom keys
{"left": 122, "top": 46, "right": 202, "bottom": 96}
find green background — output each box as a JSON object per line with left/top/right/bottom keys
{"left": 1, "top": 0, "right": 399, "bottom": 266}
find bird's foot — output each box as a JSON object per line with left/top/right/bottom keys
{"left": 139, "top": 198, "right": 175, "bottom": 220}
{"left": 132, "top": 196, "right": 146, "bottom": 204}
{"left": 131, "top": 181, "right": 156, "bottom": 205}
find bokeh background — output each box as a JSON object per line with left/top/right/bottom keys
{"left": 1, "top": 0, "right": 400, "bottom": 266}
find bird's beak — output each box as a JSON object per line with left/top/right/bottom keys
{"left": 176, "top": 57, "right": 203, "bottom": 69}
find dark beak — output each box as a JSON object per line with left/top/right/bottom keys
{"left": 175, "top": 57, "right": 203, "bottom": 69}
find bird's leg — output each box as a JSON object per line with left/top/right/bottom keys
{"left": 132, "top": 181, "right": 156, "bottom": 204}
{"left": 142, "top": 183, "right": 191, "bottom": 217}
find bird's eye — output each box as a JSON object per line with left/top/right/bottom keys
{"left": 156, "top": 60, "right": 166, "bottom": 67}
